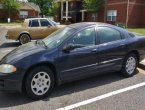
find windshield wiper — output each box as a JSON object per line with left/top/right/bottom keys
{"left": 41, "top": 40, "right": 47, "bottom": 48}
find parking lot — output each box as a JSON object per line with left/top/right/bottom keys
{"left": 1, "top": 26, "right": 145, "bottom": 110}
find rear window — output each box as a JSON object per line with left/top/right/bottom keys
{"left": 30, "top": 20, "right": 39, "bottom": 27}
{"left": 40, "top": 19, "right": 51, "bottom": 27}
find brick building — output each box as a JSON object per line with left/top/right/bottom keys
{"left": 0, "top": 2, "right": 40, "bottom": 21}
{"left": 54, "top": 0, "right": 145, "bottom": 27}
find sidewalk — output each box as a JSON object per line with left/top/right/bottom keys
{"left": 140, "top": 59, "right": 145, "bottom": 65}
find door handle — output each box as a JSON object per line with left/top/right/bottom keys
{"left": 91, "top": 49, "right": 98, "bottom": 53}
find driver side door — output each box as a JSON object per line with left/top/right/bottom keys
{"left": 57, "top": 26, "right": 99, "bottom": 82}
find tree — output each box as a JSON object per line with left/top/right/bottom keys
{"left": 83, "top": 0, "right": 104, "bottom": 21}
{"left": 0, "top": 0, "right": 5, "bottom": 3}
{"left": 50, "top": 2, "right": 60, "bottom": 15}
{"left": 28, "top": 0, "right": 53, "bottom": 17}
{"left": 83, "top": 0, "right": 104, "bottom": 12}
{"left": 3, "top": 0, "right": 20, "bottom": 19}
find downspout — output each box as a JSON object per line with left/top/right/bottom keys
{"left": 126, "top": 0, "right": 130, "bottom": 28}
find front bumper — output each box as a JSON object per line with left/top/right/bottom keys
{"left": 0, "top": 73, "right": 22, "bottom": 92}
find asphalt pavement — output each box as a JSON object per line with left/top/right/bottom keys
{"left": 1, "top": 27, "right": 145, "bottom": 110}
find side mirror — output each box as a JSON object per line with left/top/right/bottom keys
{"left": 48, "top": 25, "right": 51, "bottom": 28}
{"left": 62, "top": 44, "right": 75, "bottom": 52}
{"left": 62, "top": 44, "right": 85, "bottom": 52}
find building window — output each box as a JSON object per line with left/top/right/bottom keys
{"left": 19, "top": 11, "right": 28, "bottom": 19}
{"left": 107, "top": 10, "right": 117, "bottom": 22}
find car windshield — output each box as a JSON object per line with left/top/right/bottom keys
{"left": 48, "top": 19, "right": 59, "bottom": 26}
{"left": 42, "top": 27, "right": 75, "bottom": 48}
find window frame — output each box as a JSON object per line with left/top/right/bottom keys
{"left": 29, "top": 19, "right": 40, "bottom": 27}
{"left": 107, "top": 10, "right": 117, "bottom": 22}
{"left": 40, "top": 19, "right": 52, "bottom": 27}
{"left": 96, "top": 26, "right": 125, "bottom": 45}
{"left": 65, "top": 26, "right": 98, "bottom": 50}
{"left": 19, "top": 11, "right": 28, "bottom": 19}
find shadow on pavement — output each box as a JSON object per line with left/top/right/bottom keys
{"left": 48, "top": 72, "right": 127, "bottom": 100}
{"left": 0, "top": 71, "right": 136, "bottom": 108}
{"left": 0, "top": 42, "right": 20, "bottom": 48}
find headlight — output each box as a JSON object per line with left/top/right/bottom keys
{"left": 0, "top": 64, "right": 17, "bottom": 74}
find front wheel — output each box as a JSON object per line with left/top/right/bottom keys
{"left": 121, "top": 54, "right": 137, "bottom": 77}
{"left": 19, "top": 34, "right": 31, "bottom": 45}
{"left": 25, "top": 66, "right": 54, "bottom": 100}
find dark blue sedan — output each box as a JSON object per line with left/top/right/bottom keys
{"left": 0, "top": 22, "right": 145, "bottom": 99}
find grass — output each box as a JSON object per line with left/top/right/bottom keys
{"left": 0, "top": 22, "right": 22, "bottom": 26}
{"left": 127, "top": 28, "right": 145, "bottom": 35}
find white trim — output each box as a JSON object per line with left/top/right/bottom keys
{"left": 61, "top": 63, "right": 98, "bottom": 73}
{"left": 101, "top": 58, "right": 122, "bottom": 64}
{"left": 61, "top": 2, "right": 64, "bottom": 20}
{"left": 63, "top": 16, "right": 72, "bottom": 19}
{"left": 66, "top": 1, "right": 69, "bottom": 21}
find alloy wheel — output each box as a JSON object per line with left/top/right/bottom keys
{"left": 31, "top": 72, "right": 51, "bottom": 96}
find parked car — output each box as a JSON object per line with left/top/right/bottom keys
{"left": 1, "top": 22, "right": 145, "bottom": 100}
{"left": 6, "top": 18, "right": 65, "bottom": 44}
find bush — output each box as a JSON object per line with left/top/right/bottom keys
{"left": 116, "top": 23, "right": 126, "bottom": 28}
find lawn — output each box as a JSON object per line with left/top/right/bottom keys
{"left": 0, "top": 22, "right": 22, "bottom": 26}
{"left": 127, "top": 28, "right": 145, "bottom": 35}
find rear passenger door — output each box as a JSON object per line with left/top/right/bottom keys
{"left": 97, "top": 26, "right": 128, "bottom": 72}
{"left": 29, "top": 19, "right": 43, "bottom": 39}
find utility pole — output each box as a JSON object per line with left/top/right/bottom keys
{"left": 126, "top": 0, "right": 130, "bottom": 28}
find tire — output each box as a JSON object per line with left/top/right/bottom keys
{"left": 19, "top": 34, "right": 31, "bottom": 45}
{"left": 25, "top": 66, "right": 54, "bottom": 100}
{"left": 121, "top": 53, "right": 137, "bottom": 77}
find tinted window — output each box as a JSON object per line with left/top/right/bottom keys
{"left": 98, "top": 27, "right": 122, "bottom": 44}
{"left": 30, "top": 20, "right": 39, "bottom": 27}
{"left": 42, "top": 27, "right": 75, "bottom": 48}
{"left": 40, "top": 19, "right": 51, "bottom": 27}
{"left": 69, "top": 27, "right": 96, "bottom": 46}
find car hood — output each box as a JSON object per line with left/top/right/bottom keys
{"left": 0, "top": 42, "right": 44, "bottom": 64}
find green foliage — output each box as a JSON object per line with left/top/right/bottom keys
{"left": 0, "top": 0, "right": 5, "bottom": 3}
{"left": 50, "top": 3, "right": 60, "bottom": 15}
{"left": 28, "top": 0, "right": 53, "bottom": 16}
{"left": 2, "top": 0, "right": 20, "bottom": 18}
{"left": 83, "top": 0, "right": 104, "bottom": 12}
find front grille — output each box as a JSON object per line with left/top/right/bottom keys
{"left": 0, "top": 80, "right": 4, "bottom": 87}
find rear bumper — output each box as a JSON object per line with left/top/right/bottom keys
{"left": 0, "top": 73, "right": 22, "bottom": 92}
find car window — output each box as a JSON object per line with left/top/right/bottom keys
{"left": 30, "top": 20, "right": 39, "bottom": 27}
{"left": 98, "top": 27, "right": 122, "bottom": 44}
{"left": 69, "top": 27, "right": 96, "bottom": 46}
{"left": 40, "top": 19, "right": 51, "bottom": 27}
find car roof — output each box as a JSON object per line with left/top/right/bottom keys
{"left": 67, "top": 22, "right": 113, "bottom": 30}
{"left": 25, "top": 18, "right": 49, "bottom": 20}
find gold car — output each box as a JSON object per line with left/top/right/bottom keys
{"left": 6, "top": 18, "right": 65, "bottom": 44}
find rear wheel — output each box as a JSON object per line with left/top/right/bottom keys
{"left": 19, "top": 34, "right": 31, "bottom": 45}
{"left": 25, "top": 66, "right": 54, "bottom": 100}
{"left": 121, "top": 53, "right": 137, "bottom": 77}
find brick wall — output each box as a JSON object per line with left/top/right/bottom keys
{"left": 55, "top": 0, "right": 145, "bottom": 27}
{"left": 106, "top": 0, "right": 145, "bottom": 27}
{"left": 0, "top": 9, "right": 39, "bottom": 21}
